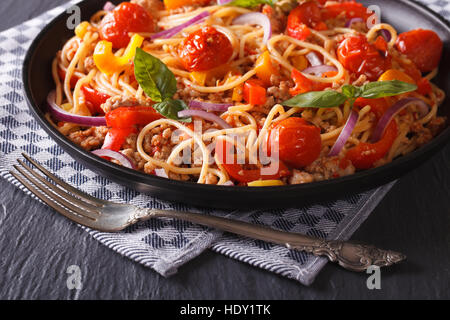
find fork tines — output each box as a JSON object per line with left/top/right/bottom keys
{"left": 10, "top": 153, "right": 103, "bottom": 225}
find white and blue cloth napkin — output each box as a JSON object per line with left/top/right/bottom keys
{"left": 0, "top": 0, "right": 446, "bottom": 285}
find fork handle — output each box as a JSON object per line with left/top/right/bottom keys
{"left": 135, "top": 209, "right": 406, "bottom": 272}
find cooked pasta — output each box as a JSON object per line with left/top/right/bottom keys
{"left": 48, "top": 0, "right": 446, "bottom": 186}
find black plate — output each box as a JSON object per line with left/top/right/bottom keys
{"left": 22, "top": 0, "right": 450, "bottom": 209}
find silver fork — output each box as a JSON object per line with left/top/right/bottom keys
{"left": 10, "top": 153, "right": 406, "bottom": 272}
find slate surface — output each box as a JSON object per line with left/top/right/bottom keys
{"left": 0, "top": 0, "right": 449, "bottom": 300}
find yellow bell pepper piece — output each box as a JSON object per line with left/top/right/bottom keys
{"left": 75, "top": 21, "right": 91, "bottom": 39}
{"left": 164, "top": 0, "right": 200, "bottom": 10}
{"left": 378, "top": 69, "right": 415, "bottom": 84}
{"left": 189, "top": 71, "right": 208, "bottom": 86}
{"left": 61, "top": 103, "right": 73, "bottom": 112}
{"left": 232, "top": 84, "right": 243, "bottom": 102}
{"left": 93, "top": 34, "right": 144, "bottom": 75}
{"left": 254, "top": 51, "right": 279, "bottom": 86}
{"left": 248, "top": 180, "right": 284, "bottom": 187}
{"left": 291, "top": 55, "right": 308, "bottom": 71}
{"left": 189, "top": 64, "right": 237, "bottom": 86}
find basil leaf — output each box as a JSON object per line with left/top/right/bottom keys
{"left": 134, "top": 48, "right": 177, "bottom": 103}
{"left": 153, "top": 99, "right": 192, "bottom": 123}
{"left": 359, "top": 80, "right": 417, "bottom": 99}
{"left": 341, "top": 84, "right": 361, "bottom": 99}
{"left": 226, "top": 0, "right": 275, "bottom": 8}
{"left": 282, "top": 90, "right": 347, "bottom": 108}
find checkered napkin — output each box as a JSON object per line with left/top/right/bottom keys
{"left": 0, "top": 0, "right": 446, "bottom": 285}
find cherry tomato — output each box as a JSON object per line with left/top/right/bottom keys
{"left": 346, "top": 120, "right": 398, "bottom": 170}
{"left": 337, "top": 34, "right": 391, "bottom": 81}
{"left": 395, "top": 29, "right": 443, "bottom": 72}
{"left": 322, "top": 1, "right": 372, "bottom": 20}
{"left": 268, "top": 117, "right": 321, "bottom": 169}
{"left": 215, "top": 140, "right": 291, "bottom": 183}
{"left": 354, "top": 97, "right": 389, "bottom": 119}
{"left": 100, "top": 2, "right": 154, "bottom": 49}
{"left": 286, "top": 2, "right": 323, "bottom": 40}
{"left": 105, "top": 106, "right": 163, "bottom": 128}
{"left": 81, "top": 86, "right": 109, "bottom": 115}
{"left": 178, "top": 26, "right": 233, "bottom": 72}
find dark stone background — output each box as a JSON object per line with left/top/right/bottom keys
{"left": 0, "top": 0, "right": 449, "bottom": 300}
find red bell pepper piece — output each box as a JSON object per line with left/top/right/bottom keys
{"left": 374, "top": 36, "right": 389, "bottom": 57}
{"left": 313, "top": 71, "right": 338, "bottom": 91}
{"left": 102, "top": 127, "right": 136, "bottom": 151}
{"left": 289, "top": 68, "right": 314, "bottom": 95}
{"left": 417, "top": 77, "right": 432, "bottom": 95}
{"left": 290, "top": 69, "right": 339, "bottom": 95}
{"left": 81, "top": 86, "right": 110, "bottom": 115}
{"left": 345, "top": 120, "right": 398, "bottom": 170}
{"left": 105, "top": 106, "right": 163, "bottom": 129}
{"left": 58, "top": 68, "right": 79, "bottom": 89}
{"left": 215, "top": 139, "right": 291, "bottom": 183}
{"left": 354, "top": 97, "right": 389, "bottom": 120}
{"left": 243, "top": 79, "right": 267, "bottom": 105}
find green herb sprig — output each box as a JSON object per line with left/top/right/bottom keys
{"left": 225, "top": 0, "right": 276, "bottom": 8}
{"left": 134, "top": 48, "right": 191, "bottom": 122}
{"left": 282, "top": 80, "right": 418, "bottom": 109}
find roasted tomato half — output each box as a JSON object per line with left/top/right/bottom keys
{"left": 99, "top": 2, "right": 154, "bottom": 49}
{"left": 395, "top": 29, "right": 443, "bottom": 72}
{"left": 322, "top": 1, "right": 372, "bottom": 20}
{"left": 337, "top": 34, "right": 391, "bottom": 81}
{"left": 178, "top": 26, "right": 233, "bottom": 72}
{"left": 286, "top": 1, "right": 325, "bottom": 41}
{"left": 267, "top": 117, "right": 322, "bottom": 169}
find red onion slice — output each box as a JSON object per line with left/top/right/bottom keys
{"left": 47, "top": 91, "right": 106, "bottom": 127}
{"left": 306, "top": 52, "right": 322, "bottom": 67}
{"left": 92, "top": 149, "right": 135, "bottom": 169}
{"left": 218, "top": 0, "right": 233, "bottom": 4}
{"left": 189, "top": 100, "right": 232, "bottom": 112}
{"left": 232, "top": 13, "right": 272, "bottom": 44}
{"left": 103, "top": 2, "right": 115, "bottom": 12}
{"left": 150, "top": 11, "right": 210, "bottom": 40}
{"left": 380, "top": 29, "right": 392, "bottom": 42}
{"left": 303, "top": 65, "right": 337, "bottom": 76}
{"left": 154, "top": 168, "right": 169, "bottom": 178}
{"left": 178, "top": 110, "right": 231, "bottom": 129}
{"left": 222, "top": 181, "right": 234, "bottom": 186}
{"left": 345, "top": 17, "right": 364, "bottom": 28}
{"left": 371, "top": 97, "right": 429, "bottom": 142}
{"left": 328, "top": 110, "right": 359, "bottom": 157}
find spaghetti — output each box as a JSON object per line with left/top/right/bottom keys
{"left": 49, "top": 0, "right": 446, "bottom": 186}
